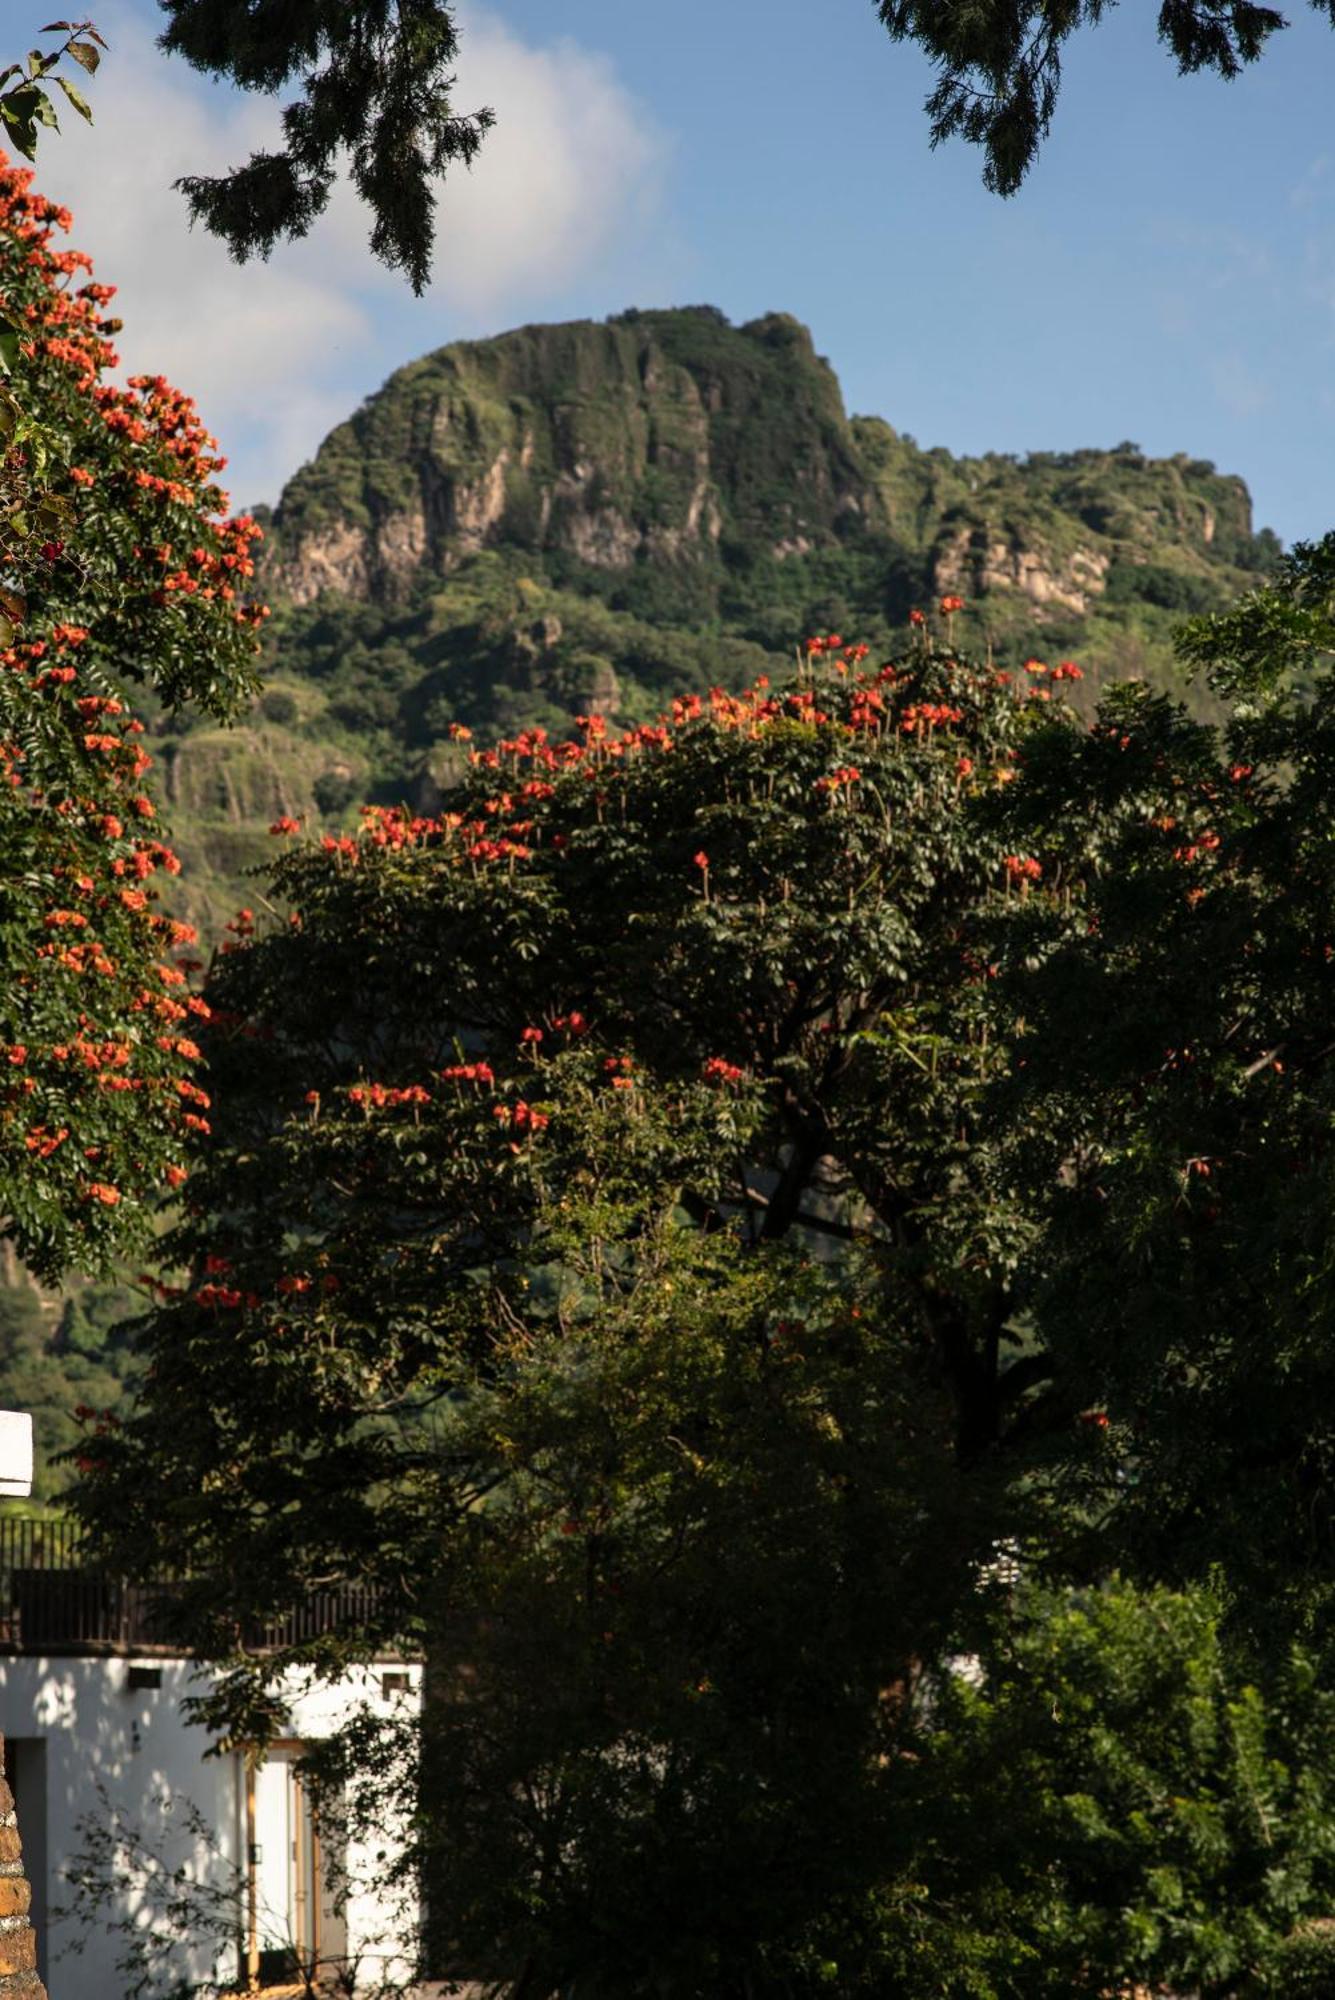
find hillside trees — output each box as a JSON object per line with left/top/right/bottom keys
{"left": 0, "top": 156, "right": 266, "bottom": 1274}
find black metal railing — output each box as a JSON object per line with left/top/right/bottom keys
{"left": 0, "top": 1518, "right": 387, "bottom": 1656}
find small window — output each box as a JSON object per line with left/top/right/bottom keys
{"left": 126, "top": 1665, "right": 162, "bottom": 1692}
{"left": 381, "top": 1672, "right": 410, "bottom": 1700}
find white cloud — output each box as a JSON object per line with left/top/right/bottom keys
{"left": 27, "top": 0, "right": 669, "bottom": 505}
{"left": 319, "top": 6, "right": 669, "bottom": 322}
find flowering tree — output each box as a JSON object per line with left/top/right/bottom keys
{"left": 75, "top": 593, "right": 1335, "bottom": 1987}
{"left": 68, "top": 628, "right": 1149, "bottom": 1983}
{"left": 0, "top": 155, "right": 266, "bottom": 1275}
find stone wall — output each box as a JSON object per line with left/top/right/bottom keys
{"left": 0, "top": 1738, "right": 44, "bottom": 2000}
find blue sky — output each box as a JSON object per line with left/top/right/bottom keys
{"left": 33, "top": 0, "right": 1335, "bottom": 544}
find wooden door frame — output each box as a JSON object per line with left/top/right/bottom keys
{"left": 241, "top": 1738, "right": 322, "bottom": 1996}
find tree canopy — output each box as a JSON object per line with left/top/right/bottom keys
{"left": 71, "top": 572, "right": 1335, "bottom": 1989}
{"left": 56, "top": 0, "right": 1326, "bottom": 289}
{"left": 877, "top": 0, "right": 1335, "bottom": 194}
{"left": 158, "top": 0, "right": 493, "bottom": 294}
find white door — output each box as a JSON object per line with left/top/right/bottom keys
{"left": 250, "top": 1747, "right": 317, "bottom": 1985}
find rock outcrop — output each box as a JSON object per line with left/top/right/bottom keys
{"left": 264, "top": 310, "right": 1276, "bottom": 655}
{"left": 268, "top": 309, "right": 872, "bottom": 608}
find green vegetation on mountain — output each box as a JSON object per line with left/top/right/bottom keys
{"left": 148, "top": 305, "right": 1279, "bottom": 936}
{"left": 11, "top": 303, "right": 1285, "bottom": 1491}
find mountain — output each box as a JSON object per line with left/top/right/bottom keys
{"left": 145, "top": 305, "right": 1279, "bottom": 934}
{"left": 8, "top": 305, "right": 1285, "bottom": 1494}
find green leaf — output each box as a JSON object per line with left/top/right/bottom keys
{"left": 55, "top": 72, "right": 92, "bottom": 122}
{"left": 1, "top": 89, "right": 44, "bottom": 158}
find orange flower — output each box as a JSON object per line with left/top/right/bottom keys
{"left": 703, "top": 1057, "right": 744, "bottom": 1086}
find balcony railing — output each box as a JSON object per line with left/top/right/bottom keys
{"left": 0, "top": 1517, "right": 388, "bottom": 1657}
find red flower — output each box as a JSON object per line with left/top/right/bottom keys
{"left": 693, "top": 851, "right": 709, "bottom": 870}
{"left": 703, "top": 1057, "right": 744, "bottom": 1086}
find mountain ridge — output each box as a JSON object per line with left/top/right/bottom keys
{"left": 4, "top": 305, "right": 1286, "bottom": 1495}
{"left": 139, "top": 303, "right": 1279, "bottom": 938}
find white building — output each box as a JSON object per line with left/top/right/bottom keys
{"left": 0, "top": 1520, "right": 422, "bottom": 1997}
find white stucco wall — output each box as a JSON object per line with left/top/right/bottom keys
{"left": 0, "top": 1653, "right": 422, "bottom": 1998}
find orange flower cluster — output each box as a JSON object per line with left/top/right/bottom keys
{"left": 348, "top": 1081, "right": 432, "bottom": 1110}
{"left": 703, "top": 1057, "right": 744, "bottom": 1086}
{"left": 814, "top": 766, "right": 862, "bottom": 796}
{"left": 493, "top": 1100, "right": 550, "bottom": 1134}
{"left": 440, "top": 1061, "right": 496, "bottom": 1085}
{"left": 900, "top": 703, "right": 964, "bottom": 734}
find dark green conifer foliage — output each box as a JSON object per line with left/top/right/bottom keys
{"left": 876, "top": 0, "right": 1335, "bottom": 193}
{"left": 159, "top": 0, "right": 494, "bottom": 292}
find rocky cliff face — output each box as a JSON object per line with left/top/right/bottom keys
{"left": 265, "top": 308, "right": 1275, "bottom": 652}
{"left": 269, "top": 309, "right": 871, "bottom": 608}
{"left": 142, "top": 305, "right": 1281, "bottom": 941}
